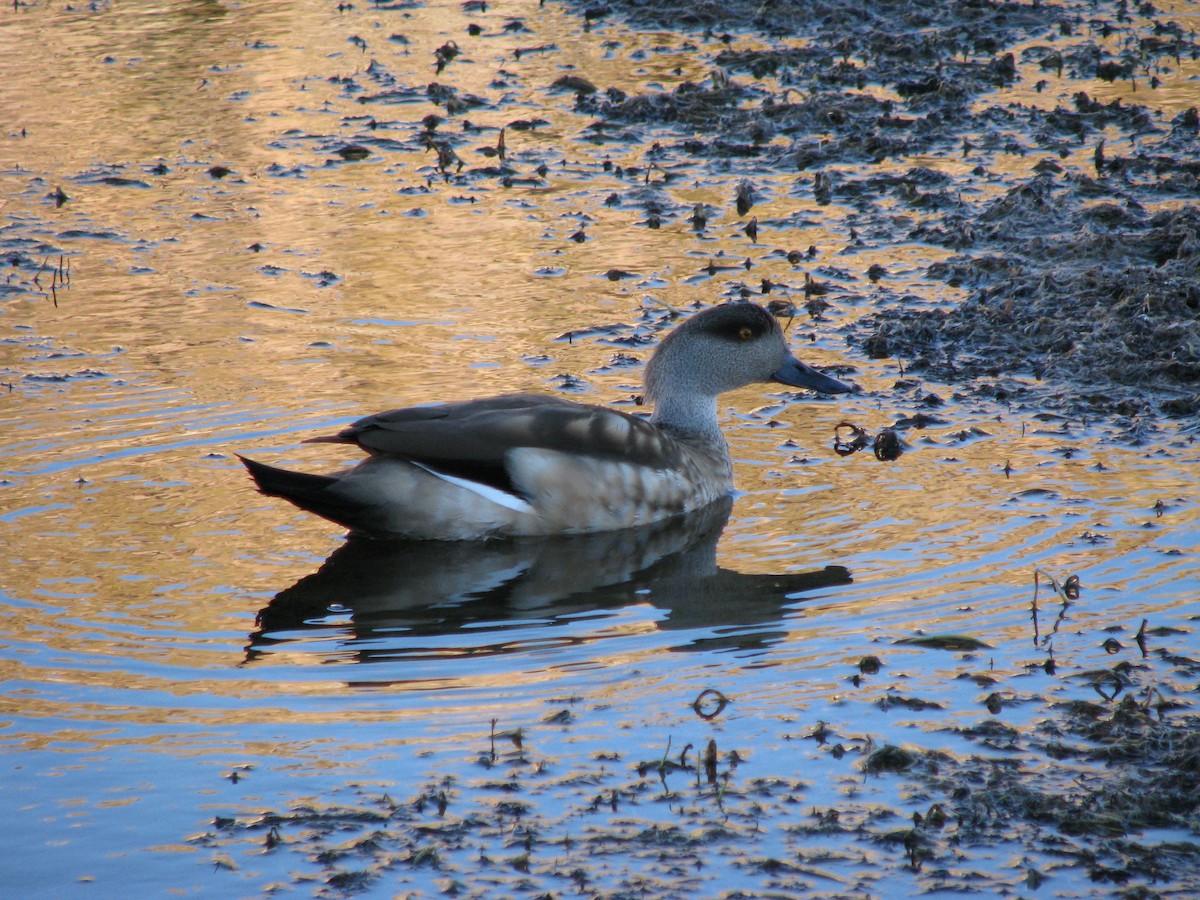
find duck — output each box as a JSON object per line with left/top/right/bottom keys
{"left": 238, "top": 302, "right": 855, "bottom": 540}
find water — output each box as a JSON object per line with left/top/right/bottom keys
{"left": 2, "top": 0, "right": 1198, "bottom": 896}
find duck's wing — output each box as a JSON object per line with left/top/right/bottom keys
{"left": 308, "top": 393, "right": 685, "bottom": 495}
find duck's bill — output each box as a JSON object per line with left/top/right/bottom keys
{"left": 773, "top": 357, "right": 857, "bottom": 394}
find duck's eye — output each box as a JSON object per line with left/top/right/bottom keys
{"left": 737, "top": 326, "right": 754, "bottom": 341}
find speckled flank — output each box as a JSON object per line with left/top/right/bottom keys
{"left": 506, "top": 440, "right": 732, "bottom": 535}
{"left": 325, "top": 439, "right": 732, "bottom": 539}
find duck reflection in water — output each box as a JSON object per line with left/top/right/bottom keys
{"left": 248, "top": 497, "right": 851, "bottom": 666}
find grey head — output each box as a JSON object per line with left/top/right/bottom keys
{"left": 643, "top": 302, "right": 854, "bottom": 441}
{"left": 645, "top": 303, "right": 853, "bottom": 402}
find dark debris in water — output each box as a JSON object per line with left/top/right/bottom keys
{"left": 853, "top": 185, "right": 1200, "bottom": 421}
{"left": 193, "top": 726, "right": 1200, "bottom": 895}
{"left": 894, "top": 633, "right": 991, "bottom": 651}
{"left": 559, "top": 0, "right": 1200, "bottom": 422}
{"left": 572, "top": 0, "right": 1072, "bottom": 163}
{"left": 930, "top": 692, "right": 1200, "bottom": 876}
{"left": 197, "top": 612, "right": 1200, "bottom": 898}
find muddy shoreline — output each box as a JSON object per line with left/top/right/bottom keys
{"left": 569, "top": 0, "right": 1200, "bottom": 426}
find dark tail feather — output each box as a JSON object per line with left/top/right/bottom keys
{"left": 237, "top": 454, "right": 367, "bottom": 532}
{"left": 238, "top": 453, "right": 338, "bottom": 498}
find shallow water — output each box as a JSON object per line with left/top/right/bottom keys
{"left": 2, "top": 0, "right": 1199, "bottom": 897}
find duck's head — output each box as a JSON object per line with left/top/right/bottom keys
{"left": 644, "top": 302, "right": 855, "bottom": 405}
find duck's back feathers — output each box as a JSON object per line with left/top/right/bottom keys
{"left": 309, "top": 393, "right": 686, "bottom": 490}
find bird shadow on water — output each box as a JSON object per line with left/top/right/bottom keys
{"left": 245, "top": 497, "right": 852, "bottom": 670}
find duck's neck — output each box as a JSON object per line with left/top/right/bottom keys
{"left": 649, "top": 392, "right": 726, "bottom": 449}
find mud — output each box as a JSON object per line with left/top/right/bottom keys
{"left": 570, "top": 0, "right": 1200, "bottom": 424}
{"left": 198, "top": 603, "right": 1200, "bottom": 898}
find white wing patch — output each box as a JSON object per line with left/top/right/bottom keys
{"left": 410, "top": 460, "right": 537, "bottom": 515}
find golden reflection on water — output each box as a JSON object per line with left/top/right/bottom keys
{"left": 0, "top": 0, "right": 1196, "bottom": 735}
{"left": 0, "top": 10, "right": 1196, "bottom": 896}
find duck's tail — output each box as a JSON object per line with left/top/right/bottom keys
{"left": 237, "top": 454, "right": 364, "bottom": 532}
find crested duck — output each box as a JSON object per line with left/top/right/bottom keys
{"left": 239, "top": 302, "right": 854, "bottom": 539}
{"left": 249, "top": 496, "right": 854, "bottom": 660}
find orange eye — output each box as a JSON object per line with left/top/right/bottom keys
{"left": 738, "top": 326, "right": 754, "bottom": 340}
